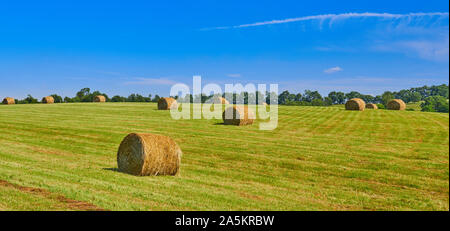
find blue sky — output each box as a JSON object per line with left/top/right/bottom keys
{"left": 0, "top": 0, "right": 449, "bottom": 99}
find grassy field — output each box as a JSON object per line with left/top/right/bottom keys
{"left": 0, "top": 103, "right": 448, "bottom": 211}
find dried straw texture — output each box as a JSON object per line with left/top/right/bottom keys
{"left": 387, "top": 99, "right": 406, "bottom": 110}
{"left": 158, "top": 97, "right": 178, "bottom": 110}
{"left": 42, "top": 96, "right": 54, "bottom": 104}
{"left": 216, "top": 97, "right": 230, "bottom": 104}
{"left": 222, "top": 105, "right": 255, "bottom": 126}
{"left": 345, "top": 98, "right": 366, "bottom": 111}
{"left": 2, "top": 97, "right": 15, "bottom": 105}
{"left": 93, "top": 95, "right": 106, "bottom": 103}
{"left": 117, "top": 133, "right": 182, "bottom": 176}
{"left": 366, "top": 103, "right": 378, "bottom": 109}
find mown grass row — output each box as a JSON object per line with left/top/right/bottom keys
{"left": 0, "top": 103, "right": 448, "bottom": 210}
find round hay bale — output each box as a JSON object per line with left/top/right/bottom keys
{"left": 345, "top": 98, "right": 366, "bottom": 111}
{"left": 212, "top": 96, "right": 229, "bottom": 104}
{"left": 42, "top": 96, "right": 54, "bottom": 104}
{"left": 93, "top": 95, "right": 106, "bottom": 103}
{"left": 117, "top": 133, "right": 182, "bottom": 176}
{"left": 222, "top": 105, "right": 255, "bottom": 126}
{"left": 2, "top": 97, "right": 15, "bottom": 105}
{"left": 365, "top": 103, "right": 378, "bottom": 109}
{"left": 158, "top": 97, "right": 178, "bottom": 110}
{"left": 387, "top": 99, "right": 406, "bottom": 110}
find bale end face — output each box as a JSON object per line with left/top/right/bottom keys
{"left": 222, "top": 106, "right": 255, "bottom": 126}
{"left": 345, "top": 98, "right": 366, "bottom": 111}
{"left": 387, "top": 99, "right": 406, "bottom": 110}
{"left": 158, "top": 97, "right": 178, "bottom": 110}
{"left": 117, "top": 133, "right": 182, "bottom": 176}
{"left": 2, "top": 97, "right": 15, "bottom": 105}
{"left": 93, "top": 95, "right": 106, "bottom": 103}
{"left": 365, "top": 103, "right": 378, "bottom": 109}
{"left": 42, "top": 96, "right": 54, "bottom": 104}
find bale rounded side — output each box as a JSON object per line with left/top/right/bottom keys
{"left": 117, "top": 133, "right": 182, "bottom": 176}
{"left": 158, "top": 97, "right": 178, "bottom": 110}
{"left": 222, "top": 106, "right": 255, "bottom": 126}
{"left": 365, "top": 103, "right": 378, "bottom": 109}
{"left": 93, "top": 95, "right": 106, "bottom": 103}
{"left": 387, "top": 99, "right": 406, "bottom": 110}
{"left": 42, "top": 96, "right": 54, "bottom": 104}
{"left": 2, "top": 97, "right": 15, "bottom": 105}
{"left": 345, "top": 98, "right": 366, "bottom": 111}
{"left": 212, "top": 96, "right": 229, "bottom": 104}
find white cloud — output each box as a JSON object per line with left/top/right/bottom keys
{"left": 204, "top": 12, "right": 448, "bottom": 30}
{"left": 124, "top": 78, "right": 177, "bottom": 85}
{"left": 227, "top": 73, "right": 241, "bottom": 78}
{"left": 374, "top": 38, "right": 449, "bottom": 62}
{"left": 324, "top": 66, "right": 343, "bottom": 74}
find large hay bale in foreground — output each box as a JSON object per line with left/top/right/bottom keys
{"left": 117, "top": 133, "right": 182, "bottom": 176}
{"left": 387, "top": 99, "right": 406, "bottom": 110}
{"left": 345, "top": 98, "right": 366, "bottom": 111}
{"left": 158, "top": 97, "right": 178, "bottom": 110}
{"left": 42, "top": 96, "right": 54, "bottom": 104}
{"left": 366, "top": 103, "right": 378, "bottom": 109}
{"left": 2, "top": 97, "right": 15, "bottom": 105}
{"left": 93, "top": 95, "right": 106, "bottom": 103}
{"left": 222, "top": 106, "right": 255, "bottom": 126}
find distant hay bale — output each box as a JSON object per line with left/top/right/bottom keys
{"left": 93, "top": 95, "right": 106, "bottom": 103}
{"left": 366, "top": 103, "right": 378, "bottom": 109}
{"left": 222, "top": 105, "right": 255, "bottom": 126}
{"left": 345, "top": 98, "right": 366, "bottom": 111}
{"left": 387, "top": 99, "right": 406, "bottom": 110}
{"left": 42, "top": 96, "right": 54, "bottom": 104}
{"left": 117, "top": 133, "right": 182, "bottom": 176}
{"left": 2, "top": 97, "right": 15, "bottom": 105}
{"left": 158, "top": 97, "right": 178, "bottom": 110}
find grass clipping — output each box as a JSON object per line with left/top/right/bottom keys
{"left": 345, "top": 98, "right": 366, "bottom": 111}
{"left": 117, "top": 133, "right": 182, "bottom": 176}
{"left": 222, "top": 105, "right": 255, "bottom": 126}
{"left": 158, "top": 97, "right": 178, "bottom": 110}
{"left": 93, "top": 95, "right": 106, "bottom": 103}
{"left": 2, "top": 97, "right": 15, "bottom": 105}
{"left": 365, "top": 103, "right": 378, "bottom": 109}
{"left": 42, "top": 96, "right": 54, "bottom": 104}
{"left": 387, "top": 99, "right": 406, "bottom": 110}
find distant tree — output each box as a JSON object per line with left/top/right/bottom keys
{"left": 111, "top": 95, "right": 126, "bottom": 102}
{"left": 152, "top": 94, "right": 161, "bottom": 102}
{"left": 345, "top": 91, "right": 362, "bottom": 100}
{"left": 381, "top": 91, "right": 395, "bottom": 106}
{"left": 17, "top": 94, "right": 38, "bottom": 104}
{"left": 303, "top": 90, "right": 322, "bottom": 102}
{"left": 421, "top": 96, "right": 449, "bottom": 113}
{"left": 361, "top": 95, "right": 375, "bottom": 103}
{"left": 76, "top": 88, "right": 90, "bottom": 99}
{"left": 323, "top": 97, "right": 333, "bottom": 106}
{"left": 50, "top": 94, "right": 63, "bottom": 103}
{"left": 409, "top": 92, "right": 422, "bottom": 102}
{"left": 278, "top": 90, "right": 290, "bottom": 104}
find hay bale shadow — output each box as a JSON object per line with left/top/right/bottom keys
{"left": 214, "top": 122, "right": 226, "bottom": 125}
{"left": 103, "top": 167, "right": 120, "bottom": 172}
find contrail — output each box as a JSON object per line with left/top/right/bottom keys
{"left": 203, "top": 12, "right": 449, "bottom": 30}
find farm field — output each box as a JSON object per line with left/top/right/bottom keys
{"left": 0, "top": 103, "right": 448, "bottom": 211}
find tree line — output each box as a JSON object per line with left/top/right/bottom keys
{"left": 12, "top": 84, "right": 449, "bottom": 113}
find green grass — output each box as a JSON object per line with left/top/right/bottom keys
{"left": 0, "top": 103, "right": 448, "bottom": 211}
{"left": 406, "top": 101, "right": 423, "bottom": 111}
